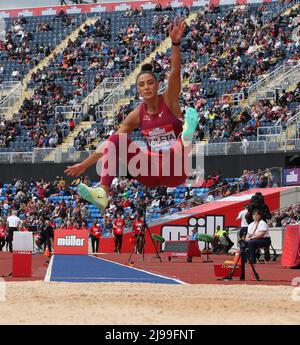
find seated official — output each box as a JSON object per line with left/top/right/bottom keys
{"left": 212, "top": 226, "right": 234, "bottom": 254}
{"left": 245, "top": 210, "right": 271, "bottom": 264}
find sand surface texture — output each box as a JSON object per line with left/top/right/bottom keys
{"left": 1, "top": 282, "right": 300, "bottom": 324}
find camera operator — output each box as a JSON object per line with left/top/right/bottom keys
{"left": 245, "top": 210, "right": 271, "bottom": 264}
{"left": 246, "top": 192, "right": 271, "bottom": 224}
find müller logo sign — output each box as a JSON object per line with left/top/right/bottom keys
{"left": 54, "top": 230, "right": 88, "bottom": 255}
{"left": 57, "top": 235, "right": 85, "bottom": 247}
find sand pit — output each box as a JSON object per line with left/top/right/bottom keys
{"left": 1, "top": 282, "right": 300, "bottom": 325}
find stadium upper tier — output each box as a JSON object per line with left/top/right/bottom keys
{"left": 72, "top": 2, "right": 300, "bottom": 152}
{"left": 0, "top": 1, "right": 299, "bottom": 155}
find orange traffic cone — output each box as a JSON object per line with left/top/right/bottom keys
{"left": 44, "top": 246, "right": 51, "bottom": 257}
{"left": 233, "top": 250, "right": 241, "bottom": 265}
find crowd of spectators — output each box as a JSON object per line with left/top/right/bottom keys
{"left": 0, "top": 171, "right": 224, "bottom": 238}
{"left": 238, "top": 168, "right": 275, "bottom": 188}
{"left": 145, "top": 3, "right": 300, "bottom": 89}
{"left": 123, "top": 7, "right": 146, "bottom": 18}
{"left": 0, "top": 11, "right": 79, "bottom": 81}
{"left": 0, "top": 16, "right": 35, "bottom": 78}
{"left": 73, "top": 125, "right": 104, "bottom": 150}
{"left": 206, "top": 82, "right": 300, "bottom": 144}
{"left": 97, "top": 78, "right": 300, "bottom": 148}
{"left": 154, "top": 3, "right": 300, "bottom": 142}
{"left": 199, "top": 168, "right": 277, "bottom": 200}
{"left": 1, "top": 2, "right": 299, "bottom": 153}
{"left": 0, "top": 118, "right": 19, "bottom": 149}
{"left": 0, "top": 162, "right": 297, "bottom": 251}
{"left": 0, "top": 170, "right": 234, "bottom": 225}
{"left": 36, "top": 22, "right": 52, "bottom": 33}
{"left": 0, "top": 175, "right": 198, "bottom": 250}
{"left": 0, "top": 177, "right": 91, "bottom": 239}
{"left": 268, "top": 203, "right": 300, "bottom": 227}
{"left": 183, "top": 4, "right": 299, "bottom": 87}
{"left": 76, "top": 2, "right": 299, "bottom": 149}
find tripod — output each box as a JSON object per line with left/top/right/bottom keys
{"left": 128, "top": 208, "right": 162, "bottom": 264}
{"left": 222, "top": 245, "right": 260, "bottom": 281}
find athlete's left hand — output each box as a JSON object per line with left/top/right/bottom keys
{"left": 168, "top": 17, "right": 187, "bottom": 44}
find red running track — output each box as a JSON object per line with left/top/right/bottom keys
{"left": 93, "top": 252, "right": 300, "bottom": 286}
{"left": 1, "top": 251, "right": 299, "bottom": 285}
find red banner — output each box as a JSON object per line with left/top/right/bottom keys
{"left": 0, "top": 1, "right": 194, "bottom": 18}
{"left": 281, "top": 225, "right": 300, "bottom": 268}
{"left": 0, "top": 1, "right": 267, "bottom": 18}
{"left": 54, "top": 229, "right": 89, "bottom": 255}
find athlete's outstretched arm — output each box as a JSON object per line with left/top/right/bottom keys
{"left": 64, "top": 109, "right": 139, "bottom": 177}
{"left": 163, "top": 17, "right": 186, "bottom": 110}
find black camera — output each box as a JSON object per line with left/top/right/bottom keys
{"left": 246, "top": 192, "right": 271, "bottom": 224}
{"left": 238, "top": 239, "right": 248, "bottom": 253}
{"left": 250, "top": 192, "right": 265, "bottom": 212}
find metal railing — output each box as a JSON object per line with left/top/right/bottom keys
{"left": 93, "top": 41, "right": 163, "bottom": 126}
{"left": 256, "top": 89, "right": 277, "bottom": 103}
{"left": 96, "top": 84, "right": 126, "bottom": 126}
{"left": 55, "top": 105, "right": 83, "bottom": 120}
{"left": 201, "top": 138, "right": 290, "bottom": 155}
{"left": 226, "top": 60, "right": 300, "bottom": 108}
{"left": 282, "top": 109, "right": 300, "bottom": 145}
{"left": 231, "top": 167, "right": 283, "bottom": 190}
{"left": 253, "top": 109, "right": 300, "bottom": 147}
{"left": 248, "top": 60, "right": 300, "bottom": 104}
{"left": 257, "top": 126, "right": 283, "bottom": 141}
{"left": 192, "top": 167, "right": 283, "bottom": 202}
{"left": 0, "top": 81, "right": 21, "bottom": 98}
{"left": 82, "top": 77, "right": 124, "bottom": 115}
{"left": 0, "top": 82, "right": 23, "bottom": 118}
{"left": 2, "top": 138, "right": 300, "bottom": 163}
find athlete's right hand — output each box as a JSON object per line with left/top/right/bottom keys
{"left": 65, "top": 163, "right": 87, "bottom": 177}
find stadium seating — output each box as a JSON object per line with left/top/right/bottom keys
{"left": 69, "top": 1, "right": 300, "bottom": 151}
{"left": 0, "top": 1, "right": 299, "bottom": 154}
{"left": 0, "top": 13, "right": 87, "bottom": 81}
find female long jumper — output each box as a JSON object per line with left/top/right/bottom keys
{"left": 65, "top": 18, "right": 199, "bottom": 209}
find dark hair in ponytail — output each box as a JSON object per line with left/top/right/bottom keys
{"left": 136, "top": 63, "right": 157, "bottom": 84}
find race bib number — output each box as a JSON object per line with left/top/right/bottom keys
{"left": 142, "top": 124, "right": 176, "bottom": 152}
